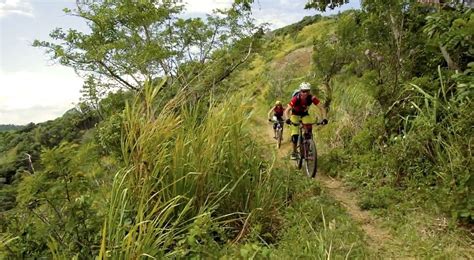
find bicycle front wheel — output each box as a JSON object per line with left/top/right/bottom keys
{"left": 276, "top": 127, "right": 282, "bottom": 149}
{"left": 303, "top": 139, "right": 318, "bottom": 178}
{"left": 296, "top": 136, "right": 303, "bottom": 169}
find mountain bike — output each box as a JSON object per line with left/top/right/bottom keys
{"left": 271, "top": 117, "right": 284, "bottom": 149}
{"left": 291, "top": 120, "right": 322, "bottom": 178}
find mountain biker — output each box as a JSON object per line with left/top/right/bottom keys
{"left": 285, "top": 82, "right": 328, "bottom": 160}
{"left": 268, "top": 100, "right": 285, "bottom": 139}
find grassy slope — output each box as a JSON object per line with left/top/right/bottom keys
{"left": 228, "top": 16, "right": 473, "bottom": 258}
{"left": 3, "top": 15, "right": 471, "bottom": 259}
{"left": 234, "top": 112, "right": 370, "bottom": 258}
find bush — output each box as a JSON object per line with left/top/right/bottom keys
{"left": 95, "top": 114, "right": 123, "bottom": 157}
{"left": 359, "top": 186, "right": 400, "bottom": 210}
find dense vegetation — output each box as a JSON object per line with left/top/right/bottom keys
{"left": 0, "top": 125, "right": 24, "bottom": 132}
{"left": 1, "top": 0, "right": 472, "bottom": 258}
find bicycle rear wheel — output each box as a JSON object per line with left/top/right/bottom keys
{"left": 303, "top": 139, "right": 318, "bottom": 178}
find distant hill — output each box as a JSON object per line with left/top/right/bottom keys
{"left": 0, "top": 124, "right": 24, "bottom": 132}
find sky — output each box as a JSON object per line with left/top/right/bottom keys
{"left": 0, "top": 0, "right": 360, "bottom": 125}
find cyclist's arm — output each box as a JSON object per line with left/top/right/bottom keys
{"left": 284, "top": 104, "right": 292, "bottom": 120}
{"left": 286, "top": 95, "right": 299, "bottom": 120}
{"left": 267, "top": 107, "right": 274, "bottom": 119}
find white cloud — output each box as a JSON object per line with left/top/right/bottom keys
{"left": 253, "top": 0, "right": 361, "bottom": 29}
{"left": 278, "top": 0, "right": 300, "bottom": 9}
{"left": 0, "top": 0, "right": 34, "bottom": 18}
{"left": 0, "top": 66, "right": 83, "bottom": 124}
{"left": 0, "top": 105, "right": 67, "bottom": 125}
{"left": 254, "top": 11, "right": 302, "bottom": 29}
{"left": 184, "top": 0, "right": 233, "bottom": 14}
{"left": 183, "top": 0, "right": 311, "bottom": 29}
{"left": 253, "top": 4, "right": 313, "bottom": 30}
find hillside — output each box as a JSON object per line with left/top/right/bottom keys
{"left": 231, "top": 10, "right": 473, "bottom": 257}
{"left": 1, "top": 1, "right": 473, "bottom": 258}
{"left": 0, "top": 125, "right": 24, "bottom": 132}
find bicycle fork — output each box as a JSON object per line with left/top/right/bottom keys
{"left": 300, "top": 137, "right": 314, "bottom": 158}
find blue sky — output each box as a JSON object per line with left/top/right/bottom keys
{"left": 0, "top": 0, "right": 360, "bottom": 125}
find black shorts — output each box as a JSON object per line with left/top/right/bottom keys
{"left": 291, "top": 110, "right": 309, "bottom": 117}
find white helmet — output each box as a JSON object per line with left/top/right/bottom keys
{"left": 299, "top": 82, "right": 311, "bottom": 91}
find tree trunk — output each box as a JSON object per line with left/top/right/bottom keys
{"left": 439, "top": 44, "right": 459, "bottom": 70}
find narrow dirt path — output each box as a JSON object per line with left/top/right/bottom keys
{"left": 317, "top": 175, "right": 396, "bottom": 256}
{"left": 259, "top": 118, "right": 397, "bottom": 256}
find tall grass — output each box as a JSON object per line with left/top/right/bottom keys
{"left": 404, "top": 67, "right": 473, "bottom": 219}
{"left": 0, "top": 234, "right": 17, "bottom": 257}
{"left": 270, "top": 184, "right": 368, "bottom": 259}
{"left": 98, "top": 81, "right": 285, "bottom": 257}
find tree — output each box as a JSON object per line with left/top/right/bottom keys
{"left": 79, "top": 75, "right": 106, "bottom": 120}
{"left": 313, "top": 37, "right": 348, "bottom": 111}
{"left": 305, "top": 0, "right": 350, "bottom": 12}
{"left": 424, "top": 7, "right": 473, "bottom": 70}
{"left": 312, "top": 11, "right": 361, "bottom": 111}
{"left": 362, "top": 0, "right": 413, "bottom": 89}
{"left": 9, "top": 142, "right": 103, "bottom": 257}
{"left": 33, "top": 0, "right": 258, "bottom": 92}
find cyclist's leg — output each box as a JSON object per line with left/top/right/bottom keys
{"left": 301, "top": 114, "right": 314, "bottom": 139}
{"left": 301, "top": 114, "right": 316, "bottom": 159}
{"left": 272, "top": 115, "right": 278, "bottom": 137}
{"left": 301, "top": 114, "right": 317, "bottom": 176}
{"left": 290, "top": 115, "right": 301, "bottom": 157}
{"left": 276, "top": 115, "right": 283, "bottom": 139}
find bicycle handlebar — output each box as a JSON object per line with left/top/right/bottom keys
{"left": 269, "top": 119, "right": 285, "bottom": 123}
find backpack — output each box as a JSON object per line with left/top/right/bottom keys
{"left": 291, "top": 89, "right": 299, "bottom": 98}
{"left": 291, "top": 90, "right": 312, "bottom": 107}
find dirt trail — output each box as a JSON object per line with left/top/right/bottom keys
{"left": 318, "top": 175, "right": 396, "bottom": 255}
{"left": 261, "top": 119, "right": 396, "bottom": 255}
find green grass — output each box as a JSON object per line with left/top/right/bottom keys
{"left": 98, "top": 81, "right": 288, "bottom": 258}
{"left": 296, "top": 19, "right": 335, "bottom": 45}
{"left": 243, "top": 107, "right": 371, "bottom": 259}
{"left": 250, "top": 22, "right": 473, "bottom": 258}
{"left": 268, "top": 170, "right": 370, "bottom": 259}
{"left": 3, "top": 11, "right": 473, "bottom": 259}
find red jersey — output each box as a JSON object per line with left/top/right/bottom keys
{"left": 288, "top": 94, "right": 320, "bottom": 115}
{"left": 273, "top": 105, "right": 284, "bottom": 117}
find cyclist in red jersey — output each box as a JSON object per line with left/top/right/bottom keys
{"left": 268, "top": 100, "right": 285, "bottom": 139}
{"left": 284, "top": 82, "right": 328, "bottom": 159}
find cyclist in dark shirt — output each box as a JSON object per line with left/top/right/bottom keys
{"left": 268, "top": 100, "right": 285, "bottom": 139}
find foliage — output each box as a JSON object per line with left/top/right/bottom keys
{"left": 424, "top": 7, "right": 473, "bottom": 70}
{"left": 2, "top": 1, "right": 473, "bottom": 258}
{"left": 95, "top": 114, "right": 123, "bottom": 157}
{"left": 0, "top": 125, "right": 23, "bottom": 132}
{"left": 272, "top": 15, "right": 323, "bottom": 38}
{"left": 96, "top": 81, "right": 286, "bottom": 258}
{"left": 310, "top": 0, "right": 473, "bottom": 225}
{"left": 3, "top": 141, "right": 104, "bottom": 257}
{"left": 271, "top": 177, "right": 369, "bottom": 258}
{"left": 304, "top": 0, "right": 350, "bottom": 12}
{"left": 33, "top": 0, "right": 259, "bottom": 92}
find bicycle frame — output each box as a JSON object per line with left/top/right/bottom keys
{"left": 292, "top": 120, "right": 321, "bottom": 178}
{"left": 292, "top": 120, "right": 319, "bottom": 142}
{"left": 275, "top": 120, "right": 284, "bottom": 131}
{"left": 271, "top": 118, "right": 284, "bottom": 148}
